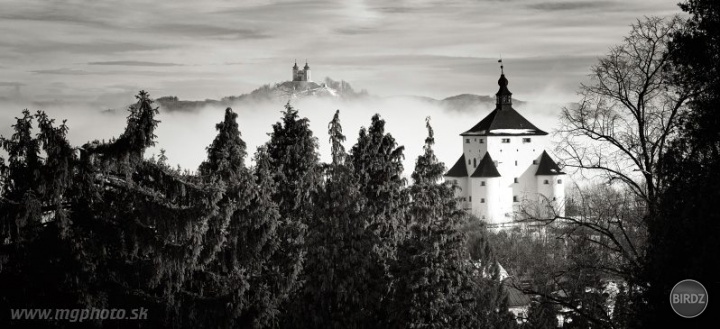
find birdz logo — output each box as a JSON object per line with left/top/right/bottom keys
{"left": 670, "top": 279, "right": 708, "bottom": 318}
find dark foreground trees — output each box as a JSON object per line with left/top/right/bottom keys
{"left": 640, "top": 0, "right": 720, "bottom": 327}
{"left": 0, "top": 93, "right": 514, "bottom": 328}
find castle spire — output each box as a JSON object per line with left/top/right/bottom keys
{"left": 496, "top": 59, "right": 512, "bottom": 108}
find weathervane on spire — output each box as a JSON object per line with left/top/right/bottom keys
{"left": 498, "top": 57, "right": 504, "bottom": 75}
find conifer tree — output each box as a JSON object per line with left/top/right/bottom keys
{"left": 264, "top": 102, "right": 321, "bottom": 325}
{"left": 525, "top": 299, "right": 558, "bottom": 329}
{"left": 389, "top": 118, "right": 478, "bottom": 328}
{"left": 292, "top": 110, "right": 371, "bottom": 328}
{"left": 348, "top": 114, "right": 408, "bottom": 325}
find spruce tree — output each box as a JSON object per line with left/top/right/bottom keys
{"left": 264, "top": 102, "right": 321, "bottom": 326}
{"left": 525, "top": 299, "right": 558, "bottom": 329}
{"left": 348, "top": 114, "right": 408, "bottom": 325}
{"left": 389, "top": 118, "right": 477, "bottom": 328}
{"left": 292, "top": 110, "right": 371, "bottom": 328}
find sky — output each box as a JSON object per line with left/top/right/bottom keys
{"left": 0, "top": 0, "right": 684, "bottom": 174}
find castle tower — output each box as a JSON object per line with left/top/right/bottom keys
{"left": 445, "top": 66, "right": 565, "bottom": 228}
{"left": 292, "top": 60, "right": 300, "bottom": 81}
{"left": 303, "top": 61, "right": 312, "bottom": 82}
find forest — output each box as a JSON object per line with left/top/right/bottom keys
{"left": 1, "top": 1, "right": 719, "bottom": 328}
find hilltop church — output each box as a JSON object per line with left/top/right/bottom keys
{"left": 292, "top": 60, "right": 312, "bottom": 82}
{"left": 445, "top": 69, "right": 565, "bottom": 229}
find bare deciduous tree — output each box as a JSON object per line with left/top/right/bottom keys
{"left": 558, "top": 16, "right": 689, "bottom": 211}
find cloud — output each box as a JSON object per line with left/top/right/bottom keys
{"left": 527, "top": 1, "right": 619, "bottom": 11}
{"left": 88, "top": 61, "right": 184, "bottom": 67}
{"left": 0, "top": 82, "right": 25, "bottom": 87}
{"left": 149, "top": 23, "right": 272, "bottom": 40}
{"left": 30, "top": 68, "right": 93, "bottom": 75}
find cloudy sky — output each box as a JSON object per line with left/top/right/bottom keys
{"left": 0, "top": 0, "right": 684, "bottom": 173}
{"left": 0, "top": 0, "right": 681, "bottom": 104}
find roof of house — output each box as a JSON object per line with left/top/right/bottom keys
{"left": 445, "top": 154, "right": 468, "bottom": 177}
{"left": 471, "top": 153, "right": 501, "bottom": 178}
{"left": 502, "top": 278, "right": 533, "bottom": 308}
{"left": 535, "top": 151, "right": 565, "bottom": 176}
{"left": 461, "top": 73, "right": 548, "bottom": 136}
{"left": 461, "top": 107, "right": 548, "bottom": 136}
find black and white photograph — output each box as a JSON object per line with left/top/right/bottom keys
{"left": 0, "top": 0, "right": 716, "bottom": 327}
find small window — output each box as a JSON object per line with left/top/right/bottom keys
{"left": 552, "top": 197, "right": 557, "bottom": 201}
{"left": 481, "top": 198, "right": 485, "bottom": 203}
{"left": 479, "top": 139, "right": 484, "bottom": 144}
{"left": 481, "top": 181, "right": 486, "bottom": 186}
{"left": 557, "top": 179, "right": 563, "bottom": 184}
{"left": 466, "top": 139, "right": 470, "bottom": 143}
{"left": 515, "top": 160, "right": 518, "bottom": 166}
{"left": 473, "top": 158, "right": 477, "bottom": 167}
{"left": 469, "top": 196, "right": 472, "bottom": 202}
{"left": 523, "top": 138, "right": 531, "bottom": 143}
{"left": 544, "top": 180, "right": 549, "bottom": 184}
{"left": 494, "top": 161, "right": 498, "bottom": 167}
{"left": 501, "top": 138, "right": 510, "bottom": 143}
{"left": 533, "top": 160, "right": 538, "bottom": 165}
{"left": 468, "top": 159, "right": 471, "bottom": 165}
{"left": 514, "top": 177, "right": 518, "bottom": 183}
{"left": 513, "top": 195, "right": 518, "bottom": 202}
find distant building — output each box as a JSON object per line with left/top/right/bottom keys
{"left": 292, "top": 60, "right": 312, "bottom": 82}
{"left": 445, "top": 70, "right": 565, "bottom": 228}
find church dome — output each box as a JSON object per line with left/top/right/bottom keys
{"left": 498, "top": 73, "right": 508, "bottom": 88}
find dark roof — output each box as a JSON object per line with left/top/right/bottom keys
{"left": 502, "top": 278, "right": 532, "bottom": 308}
{"left": 535, "top": 151, "right": 565, "bottom": 176}
{"left": 471, "top": 153, "right": 501, "bottom": 178}
{"left": 461, "top": 107, "right": 548, "bottom": 136}
{"left": 462, "top": 73, "right": 547, "bottom": 136}
{"left": 445, "top": 154, "right": 468, "bottom": 177}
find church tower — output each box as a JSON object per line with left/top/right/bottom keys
{"left": 292, "top": 60, "right": 300, "bottom": 81}
{"left": 291, "top": 60, "right": 312, "bottom": 82}
{"left": 445, "top": 65, "right": 565, "bottom": 229}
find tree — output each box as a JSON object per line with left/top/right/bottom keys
{"left": 639, "top": 1, "right": 720, "bottom": 327}
{"left": 348, "top": 113, "right": 408, "bottom": 325}
{"left": 290, "top": 110, "right": 372, "bottom": 328}
{"left": 558, "top": 16, "right": 688, "bottom": 211}
{"left": 388, "top": 118, "right": 480, "bottom": 328}
{"left": 198, "top": 107, "right": 247, "bottom": 183}
{"left": 264, "top": 102, "right": 321, "bottom": 326}
{"left": 525, "top": 299, "right": 558, "bottom": 329}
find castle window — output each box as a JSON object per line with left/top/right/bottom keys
{"left": 469, "top": 196, "right": 472, "bottom": 202}
{"left": 513, "top": 195, "right": 518, "bottom": 202}
{"left": 557, "top": 179, "right": 563, "bottom": 184}
{"left": 501, "top": 138, "right": 510, "bottom": 143}
{"left": 514, "top": 177, "right": 518, "bottom": 183}
{"left": 533, "top": 160, "right": 538, "bottom": 165}
{"left": 481, "top": 198, "right": 485, "bottom": 203}
{"left": 553, "top": 197, "right": 557, "bottom": 201}
{"left": 515, "top": 160, "right": 518, "bottom": 166}
{"left": 523, "top": 138, "right": 531, "bottom": 143}
{"left": 473, "top": 158, "right": 477, "bottom": 167}
{"left": 544, "top": 180, "right": 549, "bottom": 184}
{"left": 481, "top": 181, "right": 486, "bottom": 186}
{"left": 480, "top": 139, "right": 484, "bottom": 144}
{"left": 466, "top": 139, "right": 470, "bottom": 143}
{"left": 468, "top": 159, "right": 471, "bottom": 165}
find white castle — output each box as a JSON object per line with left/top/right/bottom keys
{"left": 444, "top": 68, "right": 565, "bottom": 228}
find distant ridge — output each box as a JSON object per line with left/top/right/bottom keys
{"left": 145, "top": 78, "right": 525, "bottom": 114}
